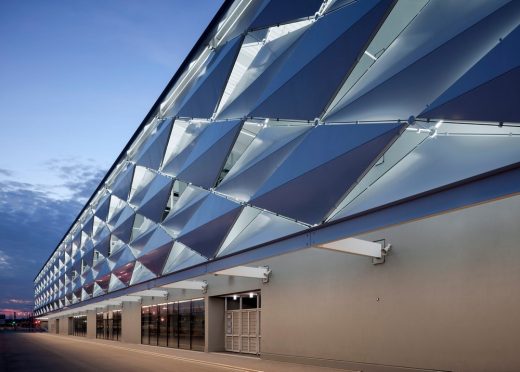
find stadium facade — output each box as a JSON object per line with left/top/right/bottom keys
{"left": 34, "top": 0, "right": 520, "bottom": 370}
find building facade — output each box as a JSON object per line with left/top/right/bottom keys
{"left": 34, "top": 1, "right": 520, "bottom": 371}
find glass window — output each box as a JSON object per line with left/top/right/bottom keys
{"left": 178, "top": 301, "right": 191, "bottom": 350}
{"left": 149, "top": 305, "right": 158, "bottom": 346}
{"left": 141, "top": 306, "right": 150, "bottom": 345}
{"left": 158, "top": 305, "right": 168, "bottom": 347}
{"left": 113, "top": 310, "right": 121, "bottom": 341}
{"left": 227, "top": 297, "right": 240, "bottom": 310}
{"left": 191, "top": 299, "right": 205, "bottom": 351}
{"left": 96, "top": 313, "right": 103, "bottom": 339}
{"left": 241, "top": 295, "right": 257, "bottom": 309}
{"left": 167, "top": 302, "right": 179, "bottom": 348}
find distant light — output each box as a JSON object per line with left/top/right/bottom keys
{"left": 233, "top": 295, "right": 237, "bottom": 300}
{"left": 249, "top": 293, "right": 254, "bottom": 298}
{"left": 434, "top": 120, "right": 444, "bottom": 129}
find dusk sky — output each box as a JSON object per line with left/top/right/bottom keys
{"left": 0, "top": 0, "right": 223, "bottom": 317}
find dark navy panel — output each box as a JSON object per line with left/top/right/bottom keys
{"left": 254, "top": 124, "right": 402, "bottom": 198}
{"left": 420, "top": 67, "right": 520, "bottom": 123}
{"left": 138, "top": 244, "right": 172, "bottom": 276}
{"left": 136, "top": 227, "right": 173, "bottom": 258}
{"left": 178, "top": 36, "right": 244, "bottom": 119}
{"left": 251, "top": 0, "right": 394, "bottom": 120}
{"left": 249, "top": 0, "right": 323, "bottom": 30}
{"left": 420, "top": 26, "right": 520, "bottom": 122}
{"left": 178, "top": 206, "right": 243, "bottom": 258}
{"left": 177, "top": 120, "right": 243, "bottom": 188}
{"left": 325, "top": 1, "right": 520, "bottom": 122}
{"left": 108, "top": 246, "right": 136, "bottom": 270}
{"left": 93, "top": 259, "right": 111, "bottom": 280}
{"left": 82, "top": 215, "right": 94, "bottom": 236}
{"left": 251, "top": 125, "right": 402, "bottom": 224}
{"left": 134, "top": 119, "right": 173, "bottom": 170}
{"left": 110, "top": 164, "right": 135, "bottom": 201}
{"left": 112, "top": 262, "right": 135, "bottom": 286}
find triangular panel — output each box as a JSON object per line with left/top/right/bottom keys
{"left": 137, "top": 243, "right": 172, "bottom": 276}
{"left": 162, "top": 242, "right": 207, "bottom": 275}
{"left": 249, "top": 0, "right": 323, "bottom": 30}
{"left": 110, "top": 163, "right": 135, "bottom": 201}
{"left": 136, "top": 174, "right": 173, "bottom": 222}
{"left": 129, "top": 262, "right": 156, "bottom": 286}
{"left": 178, "top": 36, "right": 244, "bottom": 119}
{"left": 134, "top": 119, "right": 173, "bottom": 170}
{"left": 251, "top": 0, "right": 394, "bottom": 120}
{"left": 251, "top": 124, "right": 403, "bottom": 224}
{"left": 177, "top": 120, "right": 243, "bottom": 188}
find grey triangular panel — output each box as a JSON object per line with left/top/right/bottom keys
{"left": 136, "top": 174, "right": 173, "bottom": 222}
{"left": 218, "top": 207, "right": 307, "bottom": 257}
{"left": 135, "top": 119, "right": 173, "bottom": 170}
{"left": 251, "top": 0, "right": 394, "bottom": 120}
{"left": 162, "top": 242, "right": 207, "bottom": 275}
{"left": 92, "top": 259, "right": 111, "bottom": 280}
{"left": 161, "top": 188, "right": 209, "bottom": 238}
{"left": 111, "top": 163, "right": 135, "bottom": 201}
{"left": 110, "top": 205, "right": 135, "bottom": 243}
{"left": 135, "top": 227, "right": 174, "bottom": 258}
{"left": 108, "top": 273, "right": 126, "bottom": 292}
{"left": 216, "top": 25, "right": 309, "bottom": 120}
{"left": 108, "top": 245, "right": 136, "bottom": 270}
{"left": 177, "top": 120, "right": 243, "bottom": 188}
{"left": 216, "top": 126, "right": 310, "bottom": 201}
{"left": 331, "top": 134, "right": 520, "bottom": 220}
{"left": 129, "top": 229, "right": 156, "bottom": 256}
{"left": 129, "top": 262, "right": 156, "bottom": 286}
{"left": 82, "top": 215, "right": 94, "bottom": 236}
{"left": 95, "top": 195, "right": 110, "bottom": 221}
{"left": 178, "top": 204, "right": 243, "bottom": 259}
{"left": 324, "top": 0, "right": 519, "bottom": 122}
{"left": 255, "top": 124, "right": 402, "bottom": 198}
{"left": 179, "top": 193, "right": 242, "bottom": 237}
{"left": 92, "top": 283, "right": 105, "bottom": 297}
{"left": 250, "top": 0, "right": 323, "bottom": 30}
{"left": 161, "top": 122, "right": 209, "bottom": 177}
{"left": 251, "top": 124, "right": 403, "bottom": 224}
{"left": 178, "top": 36, "right": 244, "bottom": 119}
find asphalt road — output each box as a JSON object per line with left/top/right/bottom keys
{"left": 0, "top": 331, "right": 345, "bottom": 372}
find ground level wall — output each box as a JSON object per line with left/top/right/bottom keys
{"left": 45, "top": 194, "right": 520, "bottom": 371}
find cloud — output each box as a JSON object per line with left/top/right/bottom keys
{"left": 0, "top": 157, "right": 107, "bottom": 312}
{"left": 0, "top": 168, "right": 13, "bottom": 177}
{"left": 5, "top": 299, "right": 32, "bottom": 305}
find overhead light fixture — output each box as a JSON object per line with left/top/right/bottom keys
{"left": 249, "top": 293, "right": 254, "bottom": 298}
{"left": 233, "top": 295, "right": 238, "bottom": 300}
{"left": 434, "top": 120, "right": 444, "bottom": 129}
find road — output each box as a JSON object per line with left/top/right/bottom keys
{"left": 0, "top": 331, "right": 346, "bottom": 372}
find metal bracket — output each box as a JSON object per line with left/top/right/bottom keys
{"left": 372, "top": 241, "right": 392, "bottom": 265}
{"left": 262, "top": 266, "right": 272, "bottom": 284}
{"left": 202, "top": 280, "right": 208, "bottom": 294}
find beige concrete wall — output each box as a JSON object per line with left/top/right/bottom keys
{"left": 259, "top": 195, "right": 520, "bottom": 372}
{"left": 121, "top": 301, "right": 141, "bottom": 344}
{"left": 206, "top": 296, "right": 225, "bottom": 352}
{"left": 86, "top": 310, "right": 96, "bottom": 339}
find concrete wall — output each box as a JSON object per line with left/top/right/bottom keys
{"left": 259, "top": 195, "right": 520, "bottom": 371}
{"left": 121, "top": 301, "right": 141, "bottom": 344}
{"left": 206, "top": 296, "right": 225, "bottom": 352}
{"left": 86, "top": 310, "right": 96, "bottom": 339}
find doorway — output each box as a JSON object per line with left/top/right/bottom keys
{"left": 224, "top": 292, "right": 261, "bottom": 354}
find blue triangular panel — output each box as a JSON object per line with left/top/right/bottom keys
{"left": 111, "top": 206, "right": 135, "bottom": 243}
{"left": 325, "top": 1, "right": 520, "bottom": 122}
{"left": 179, "top": 193, "right": 242, "bottom": 237}
{"left": 251, "top": 124, "right": 403, "bottom": 224}
{"left": 178, "top": 36, "right": 244, "bottom": 119}
{"left": 178, "top": 206, "right": 243, "bottom": 258}
{"left": 134, "top": 119, "right": 173, "bottom": 170}
{"left": 108, "top": 246, "right": 136, "bottom": 270}
{"left": 249, "top": 0, "right": 323, "bottom": 30}
{"left": 136, "top": 227, "right": 173, "bottom": 258}
{"left": 251, "top": 0, "right": 394, "bottom": 120}
{"left": 255, "top": 124, "right": 401, "bottom": 198}
{"left": 177, "top": 120, "right": 243, "bottom": 188}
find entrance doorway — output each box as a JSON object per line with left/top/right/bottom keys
{"left": 225, "top": 292, "right": 261, "bottom": 354}
{"left": 55, "top": 319, "right": 60, "bottom": 334}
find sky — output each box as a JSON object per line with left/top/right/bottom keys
{"left": 0, "top": 0, "right": 223, "bottom": 317}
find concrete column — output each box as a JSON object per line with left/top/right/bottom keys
{"left": 86, "top": 310, "right": 96, "bottom": 339}
{"left": 121, "top": 301, "right": 141, "bottom": 344}
{"left": 58, "top": 316, "right": 70, "bottom": 335}
{"left": 205, "top": 296, "right": 225, "bottom": 352}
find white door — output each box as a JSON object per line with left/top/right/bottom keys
{"left": 225, "top": 309, "right": 261, "bottom": 354}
